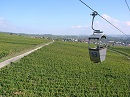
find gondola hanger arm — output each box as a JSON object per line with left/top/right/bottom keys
{"left": 91, "top": 11, "right": 98, "bottom": 31}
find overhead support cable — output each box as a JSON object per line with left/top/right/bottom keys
{"left": 125, "top": 0, "right": 130, "bottom": 12}
{"left": 79, "top": 0, "right": 128, "bottom": 37}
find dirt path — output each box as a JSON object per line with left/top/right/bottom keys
{"left": 0, "top": 41, "right": 54, "bottom": 69}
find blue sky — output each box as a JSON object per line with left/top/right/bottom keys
{"left": 0, "top": 0, "right": 130, "bottom": 35}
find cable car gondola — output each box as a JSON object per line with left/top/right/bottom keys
{"left": 88, "top": 11, "right": 107, "bottom": 63}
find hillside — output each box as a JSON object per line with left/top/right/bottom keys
{"left": 109, "top": 46, "right": 130, "bottom": 58}
{"left": 0, "top": 41, "right": 130, "bottom": 96}
{"left": 0, "top": 32, "right": 50, "bottom": 61}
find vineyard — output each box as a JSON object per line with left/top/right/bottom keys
{"left": 0, "top": 41, "right": 130, "bottom": 96}
{"left": 0, "top": 32, "right": 50, "bottom": 61}
{"left": 109, "top": 46, "right": 130, "bottom": 58}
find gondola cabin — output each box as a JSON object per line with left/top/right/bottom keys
{"left": 88, "top": 32, "right": 107, "bottom": 63}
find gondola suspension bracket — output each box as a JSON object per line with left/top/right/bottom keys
{"left": 88, "top": 12, "right": 107, "bottom": 63}
{"left": 91, "top": 11, "right": 103, "bottom": 34}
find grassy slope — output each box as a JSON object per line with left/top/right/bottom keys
{"left": 0, "top": 32, "right": 50, "bottom": 60}
{"left": 109, "top": 46, "right": 130, "bottom": 58}
{"left": 111, "top": 46, "right": 130, "bottom": 54}
{"left": 0, "top": 41, "right": 130, "bottom": 96}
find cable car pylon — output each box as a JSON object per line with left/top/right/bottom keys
{"left": 88, "top": 11, "right": 107, "bottom": 63}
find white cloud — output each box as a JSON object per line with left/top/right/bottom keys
{"left": 101, "top": 14, "right": 122, "bottom": 29}
{"left": 0, "top": 18, "right": 29, "bottom": 33}
{"left": 69, "top": 14, "right": 130, "bottom": 35}
{"left": 126, "top": 21, "right": 130, "bottom": 26}
{"left": 0, "top": 18, "right": 8, "bottom": 27}
{"left": 0, "top": 15, "right": 130, "bottom": 35}
{"left": 0, "top": 18, "right": 15, "bottom": 32}
{"left": 92, "top": 14, "right": 130, "bottom": 35}
{"left": 102, "top": 14, "right": 120, "bottom": 23}
{"left": 71, "top": 25, "right": 89, "bottom": 29}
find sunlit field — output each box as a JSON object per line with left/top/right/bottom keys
{"left": 0, "top": 41, "right": 129, "bottom": 96}
{"left": 0, "top": 32, "right": 50, "bottom": 60}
